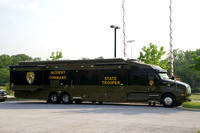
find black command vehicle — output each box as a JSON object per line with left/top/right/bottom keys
{"left": 10, "top": 59, "right": 191, "bottom": 107}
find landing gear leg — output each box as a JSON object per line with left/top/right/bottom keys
{"left": 149, "top": 102, "right": 151, "bottom": 106}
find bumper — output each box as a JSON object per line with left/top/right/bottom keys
{"left": 176, "top": 95, "right": 191, "bottom": 104}
{"left": 0, "top": 96, "right": 7, "bottom": 100}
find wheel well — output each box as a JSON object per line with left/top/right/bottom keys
{"left": 160, "top": 92, "right": 176, "bottom": 104}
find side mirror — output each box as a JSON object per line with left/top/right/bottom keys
{"left": 171, "top": 76, "right": 175, "bottom": 80}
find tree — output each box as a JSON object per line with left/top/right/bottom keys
{"left": 95, "top": 56, "right": 104, "bottom": 59}
{"left": 0, "top": 55, "right": 11, "bottom": 68}
{"left": 0, "top": 68, "right": 9, "bottom": 86}
{"left": 80, "top": 57, "right": 90, "bottom": 60}
{"left": 50, "top": 51, "right": 63, "bottom": 60}
{"left": 0, "top": 54, "right": 38, "bottom": 86}
{"left": 32, "top": 57, "right": 41, "bottom": 61}
{"left": 10, "top": 54, "right": 32, "bottom": 66}
{"left": 137, "top": 43, "right": 169, "bottom": 70}
{"left": 173, "top": 49, "right": 200, "bottom": 91}
{"left": 190, "top": 49, "right": 200, "bottom": 71}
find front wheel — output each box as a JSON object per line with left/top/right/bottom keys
{"left": 162, "top": 94, "right": 176, "bottom": 107}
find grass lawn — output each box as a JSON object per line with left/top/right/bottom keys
{"left": 0, "top": 86, "right": 6, "bottom": 90}
{"left": 182, "top": 102, "right": 200, "bottom": 109}
{"left": 191, "top": 94, "right": 200, "bottom": 100}
{"left": 181, "top": 93, "right": 200, "bottom": 109}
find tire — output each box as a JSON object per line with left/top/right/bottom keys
{"left": 162, "top": 94, "right": 176, "bottom": 107}
{"left": 61, "top": 93, "right": 71, "bottom": 104}
{"left": 49, "top": 92, "right": 60, "bottom": 104}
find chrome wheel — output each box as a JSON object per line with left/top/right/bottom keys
{"left": 164, "top": 97, "right": 173, "bottom": 106}
{"left": 61, "top": 93, "right": 71, "bottom": 104}
{"left": 51, "top": 94, "right": 58, "bottom": 102}
{"left": 162, "top": 94, "right": 176, "bottom": 107}
{"left": 49, "top": 92, "right": 60, "bottom": 104}
{"left": 62, "top": 94, "right": 69, "bottom": 103}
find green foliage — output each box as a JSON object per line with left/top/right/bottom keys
{"left": 138, "top": 43, "right": 169, "bottom": 70}
{"left": 81, "top": 57, "right": 90, "bottom": 60}
{"left": 190, "top": 49, "right": 200, "bottom": 71}
{"left": 10, "top": 54, "right": 33, "bottom": 66}
{"left": 95, "top": 56, "right": 104, "bottom": 59}
{"left": 182, "top": 102, "right": 200, "bottom": 109}
{"left": 0, "top": 68, "right": 9, "bottom": 86}
{"left": 0, "top": 54, "right": 36, "bottom": 86}
{"left": 173, "top": 49, "right": 200, "bottom": 91}
{"left": 81, "top": 56, "right": 104, "bottom": 60}
{"left": 50, "top": 51, "right": 63, "bottom": 60}
{"left": 0, "top": 55, "right": 11, "bottom": 68}
{"left": 32, "top": 57, "right": 41, "bottom": 61}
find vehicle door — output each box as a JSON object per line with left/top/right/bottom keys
{"left": 127, "top": 72, "right": 159, "bottom": 102}
{"left": 68, "top": 70, "right": 82, "bottom": 99}
{"left": 100, "top": 69, "right": 126, "bottom": 102}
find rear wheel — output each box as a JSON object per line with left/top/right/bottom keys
{"left": 162, "top": 94, "right": 176, "bottom": 107}
{"left": 61, "top": 93, "right": 71, "bottom": 104}
{"left": 49, "top": 92, "right": 60, "bottom": 104}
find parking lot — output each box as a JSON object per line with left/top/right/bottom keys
{"left": 0, "top": 100, "right": 200, "bottom": 133}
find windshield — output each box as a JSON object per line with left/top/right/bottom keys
{"left": 158, "top": 73, "right": 169, "bottom": 80}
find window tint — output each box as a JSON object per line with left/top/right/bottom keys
{"left": 81, "top": 70, "right": 98, "bottom": 85}
{"left": 131, "top": 72, "right": 148, "bottom": 85}
{"left": 148, "top": 73, "right": 154, "bottom": 80}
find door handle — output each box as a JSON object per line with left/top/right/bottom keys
{"left": 71, "top": 81, "right": 73, "bottom": 88}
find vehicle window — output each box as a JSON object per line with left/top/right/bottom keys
{"left": 148, "top": 73, "right": 154, "bottom": 80}
{"left": 131, "top": 73, "right": 148, "bottom": 85}
{"left": 158, "top": 73, "right": 169, "bottom": 80}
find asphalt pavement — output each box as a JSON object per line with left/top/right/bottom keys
{"left": 0, "top": 100, "right": 200, "bottom": 133}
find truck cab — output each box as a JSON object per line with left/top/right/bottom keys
{"left": 128, "top": 61, "right": 191, "bottom": 107}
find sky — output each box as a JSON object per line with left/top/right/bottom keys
{"left": 0, "top": 0, "right": 199, "bottom": 60}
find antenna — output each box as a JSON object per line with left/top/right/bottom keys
{"left": 122, "top": 0, "right": 126, "bottom": 57}
{"left": 169, "top": 0, "right": 174, "bottom": 77}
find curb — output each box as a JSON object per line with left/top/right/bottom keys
{"left": 177, "top": 106, "right": 200, "bottom": 112}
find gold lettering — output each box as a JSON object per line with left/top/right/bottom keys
{"left": 104, "top": 76, "right": 117, "bottom": 81}
{"left": 102, "top": 77, "right": 120, "bottom": 85}
{"left": 50, "top": 71, "right": 66, "bottom": 75}
{"left": 49, "top": 76, "right": 67, "bottom": 80}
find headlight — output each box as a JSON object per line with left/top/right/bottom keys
{"left": 186, "top": 84, "right": 191, "bottom": 95}
{"left": 0, "top": 91, "right": 7, "bottom": 95}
